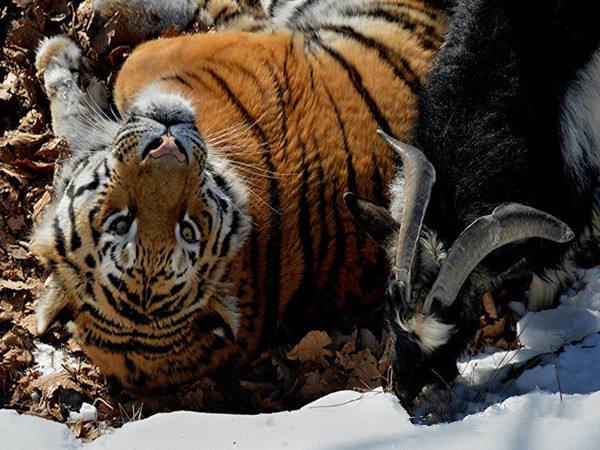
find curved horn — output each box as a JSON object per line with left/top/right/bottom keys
{"left": 422, "top": 203, "right": 575, "bottom": 314}
{"left": 378, "top": 130, "right": 436, "bottom": 299}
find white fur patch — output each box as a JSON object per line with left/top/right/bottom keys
{"left": 388, "top": 170, "right": 406, "bottom": 221}
{"left": 528, "top": 264, "right": 575, "bottom": 312}
{"left": 396, "top": 313, "right": 454, "bottom": 354}
{"left": 129, "top": 84, "right": 196, "bottom": 123}
{"left": 561, "top": 47, "right": 600, "bottom": 194}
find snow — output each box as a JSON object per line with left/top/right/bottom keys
{"left": 68, "top": 403, "right": 98, "bottom": 423}
{"left": 3, "top": 267, "right": 600, "bottom": 449}
{"left": 31, "top": 342, "right": 78, "bottom": 376}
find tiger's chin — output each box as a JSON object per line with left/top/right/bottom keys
{"left": 82, "top": 332, "right": 238, "bottom": 393}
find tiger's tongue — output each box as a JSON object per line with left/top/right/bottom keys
{"left": 149, "top": 136, "right": 186, "bottom": 162}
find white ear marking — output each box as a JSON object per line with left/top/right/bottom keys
{"left": 35, "top": 275, "right": 70, "bottom": 336}
{"left": 396, "top": 313, "right": 454, "bottom": 354}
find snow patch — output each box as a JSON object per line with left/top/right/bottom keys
{"left": 31, "top": 341, "right": 78, "bottom": 376}
{"left": 5, "top": 268, "right": 600, "bottom": 449}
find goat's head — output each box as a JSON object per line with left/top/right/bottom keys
{"left": 345, "top": 131, "right": 575, "bottom": 407}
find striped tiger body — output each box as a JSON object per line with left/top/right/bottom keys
{"left": 32, "top": 0, "right": 448, "bottom": 390}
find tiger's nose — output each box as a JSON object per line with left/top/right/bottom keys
{"left": 142, "top": 135, "right": 188, "bottom": 163}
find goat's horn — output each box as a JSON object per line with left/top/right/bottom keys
{"left": 422, "top": 203, "right": 574, "bottom": 314}
{"left": 377, "top": 130, "right": 436, "bottom": 299}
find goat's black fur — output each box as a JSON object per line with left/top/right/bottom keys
{"left": 421, "top": 0, "right": 600, "bottom": 266}
{"left": 402, "top": 0, "right": 600, "bottom": 405}
{"left": 350, "top": 0, "right": 600, "bottom": 406}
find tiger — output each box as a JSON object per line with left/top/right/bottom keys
{"left": 31, "top": 0, "right": 449, "bottom": 392}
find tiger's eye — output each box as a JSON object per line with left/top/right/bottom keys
{"left": 112, "top": 218, "right": 130, "bottom": 235}
{"left": 181, "top": 223, "right": 197, "bottom": 243}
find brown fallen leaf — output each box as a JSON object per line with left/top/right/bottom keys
{"left": 7, "top": 215, "right": 26, "bottom": 232}
{"left": 7, "top": 243, "right": 30, "bottom": 260}
{"left": 18, "top": 110, "right": 45, "bottom": 133}
{"left": 32, "top": 190, "right": 52, "bottom": 222}
{"left": 481, "top": 317, "right": 507, "bottom": 340}
{"left": 0, "top": 278, "right": 37, "bottom": 292}
{"left": 11, "top": 158, "right": 55, "bottom": 173}
{"left": 344, "top": 349, "right": 380, "bottom": 390}
{"left": 28, "top": 371, "right": 85, "bottom": 421}
{"left": 20, "top": 314, "right": 38, "bottom": 335}
{"left": 482, "top": 292, "right": 498, "bottom": 319}
{"left": 287, "top": 330, "right": 333, "bottom": 366}
{"left": 71, "top": 421, "right": 101, "bottom": 442}
{"left": 35, "top": 137, "right": 67, "bottom": 161}
{"left": 299, "top": 369, "right": 340, "bottom": 400}
{"left": 106, "top": 45, "right": 130, "bottom": 67}
{"left": 0, "top": 131, "right": 51, "bottom": 158}
{"left": 0, "top": 163, "right": 32, "bottom": 182}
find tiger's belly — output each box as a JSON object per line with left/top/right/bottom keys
{"left": 183, "top": 37, "right": 418, "bottom": 359}
{"left": 112, "top": 28, "right": 436, "bottom": 377}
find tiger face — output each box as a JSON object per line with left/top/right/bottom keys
{"left": 31, "top": 89, "right": 250, "bottom": 389}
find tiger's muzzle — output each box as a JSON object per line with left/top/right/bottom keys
{"left": 140, "top": 125, "right": 195, "bottom": 165}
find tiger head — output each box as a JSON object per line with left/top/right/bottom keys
{"left": 31, "top": 88, "right": 251, "bottom": 390}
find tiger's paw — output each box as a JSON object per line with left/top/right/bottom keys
{"left": 35, "top": 35, "right": 83, "bottom": 79}
{"left": 35, "top": 35, "right": 108, "bottom": 111}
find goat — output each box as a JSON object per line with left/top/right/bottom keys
{"left": 345, "top": 0, "right": 600, "bottom": 406}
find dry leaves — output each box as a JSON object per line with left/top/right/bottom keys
{"left": 287, "top": 331, "right": 333, "bottom": 365}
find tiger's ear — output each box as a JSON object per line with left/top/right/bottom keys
{"left": 35, "top": 274, "right": 74, "bottom": 336}
{"left": 343, "top": 193, "right": 399, "bottom": 247}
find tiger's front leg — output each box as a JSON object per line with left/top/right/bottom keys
{"left": 36, "top": 36, "right": 117, "bottom": 155}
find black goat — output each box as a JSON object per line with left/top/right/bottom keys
{"left": 345, "top": 0, "right": 600, "bottom": 406}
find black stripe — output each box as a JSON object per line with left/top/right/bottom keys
{"left": 219, "top": 210, "right": 240, "bottom": 257}
{"left": 315, "top": 159, "right": 329, "bottom": 273}
{"left": 170, "top": 281, "right": 186, "bottom": 296}
{"left": 373, "top": 1, "right": 441, "bottom": 23}
{"left": 321, "top": 181, "right": 346, "bottom": 304}
{"left": 101, "top": 284, "right": 150, "bottom": 324}
{"left": 82, "top": 303, "right": 190, "bottom": 340}
{"left": 323, "top": 87, "right": 363, "bottom": 252}
{"left": 267, "top": 0, "right": 279, "bottom": 17}
{"left": 345, "top": 8, "right": 439, "bottom": 50}
{"left": 109, "top": 246, "right": 126, "bottom": 272}
{"left": 317, "top": 24, "right": 421, "bottom": 93}
{"left": 82, "top": 330, "right": 191, "bottom": 355}
{"left": 70, "top": 170, "right": 100, "bottom": 199}
{"left": 88, "top": 207, "right": 101, "bottom": 246}
{"left": 211, "top": 196, "right": 225, "bottom": 256}
{"left": 288, "top": 0, "right": 320, "bottom": 25}
{"left": 107, "top": 273, "right": 142, "bottom": 306}
{"left": 285, "top": 139, "right": 315, "bottom": 329}
{"left": 213, "top": 5, "right": 241, "bottom": 26}
{"left": 68, "top": 198, "right": 82, "bottom": 252}
{"left": 324, "top": 86, "right": 358, "bottom": 195}
{"left": 85, "top": 254, "right": 96, "bottom": 268}
{"left": 203, "top": 67, "right": 281, "bottom": 347}
{"left": 53, "top": 217, "right": 66, "bottom": 257}
{"left": 159, "top": 75, "right": 193, "bottom": 90}
{"left": 310, "top": 36, "right": 393, "bottom": 135}
{"left": 371, "top": 154, "right": 387, "bottom": 206}
{"left": 211, "top": 171, "right": 232, "bottom": 198}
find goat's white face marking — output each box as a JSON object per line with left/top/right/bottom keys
{"left": 396, "top": 312, "right": 454, "bottom": 354}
